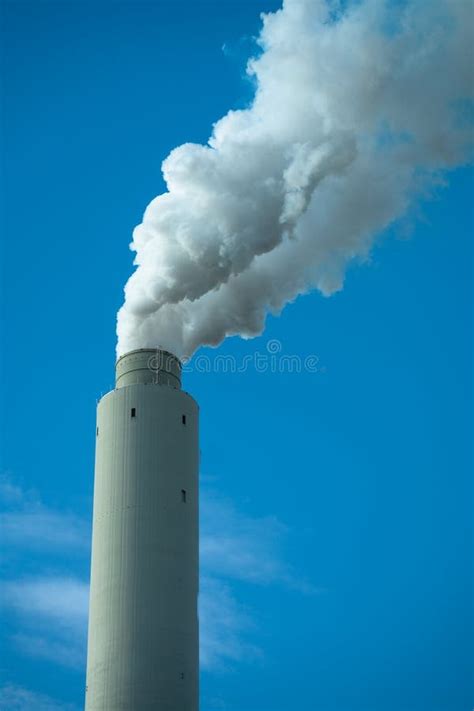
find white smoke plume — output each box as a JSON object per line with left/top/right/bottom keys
{"left": 117, "top": 0, "right": 473, "bottom": 359}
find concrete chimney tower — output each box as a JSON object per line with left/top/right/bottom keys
{"left": 85, "top": 348, "right": 199, "bottom": 711}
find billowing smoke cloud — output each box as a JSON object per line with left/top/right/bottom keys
{"left": 117, "top": 0, "right": 473, "bottom": 359}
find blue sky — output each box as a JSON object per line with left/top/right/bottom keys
{"left": 1, "top": 1, "right": 472, "bottom": 710}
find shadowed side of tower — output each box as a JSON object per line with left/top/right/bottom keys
{"left": 85, "top": 349, "right": 199, "bottom": 711}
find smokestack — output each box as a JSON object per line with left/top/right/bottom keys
{"left": 85, "top": 349, "right": 199, "bottom": 710}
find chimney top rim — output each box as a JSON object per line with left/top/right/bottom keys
{"left": 115, "top": 348, "right": 181, "bottom": 368}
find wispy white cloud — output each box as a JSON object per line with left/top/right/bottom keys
{"left": 201, "top": 494, "right": 288, "bottom": 584}
{"left": 3, "top": 577, "right": 89, "bottom": 631}
{"left": 201, "top": 491, "right": 318, "bottom": 591}
{"left": 199, "top": 575, "right": 261, "bottom": 671}
{"left": 2, "top": 576, "right": 89, "bottom": 670}
{"left": 199, "top": 490, "right": 318, "bottom": 670}
{"left": 0, "top": 475, "right": 89, "bottom": 553}
{"left": 1, "top": 477, "right": 90, "bottom": 670}
{"left": 1, "top": 508, "right": 89, "bottom": 552}
{"left": 11, "top": 632, "right": 86, "bottom": 670}
{"left": 0, "top": 684, "right": 79, "bottom": 711}
{"left": 0, "top": 476, "right": 24, "bottom": 505}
